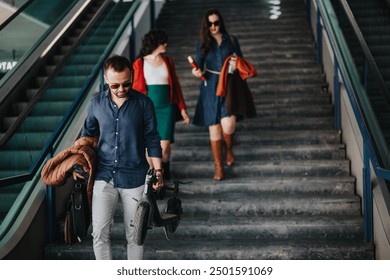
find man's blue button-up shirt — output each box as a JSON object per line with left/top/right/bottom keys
{"left": 81, "top": 89, "right": 162, "bottom": 188}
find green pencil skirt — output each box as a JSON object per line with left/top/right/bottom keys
{"left": 147, "top": 85, "right": 175, "bottom": 142}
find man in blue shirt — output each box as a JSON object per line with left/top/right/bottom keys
{"left": 81, "top": 55, "right": 163, "bottom": 260}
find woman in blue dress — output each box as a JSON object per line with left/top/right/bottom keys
{"left": 191, "top": 9, "right": 242, "bottom": 180}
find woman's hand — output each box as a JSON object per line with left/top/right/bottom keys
{"left": 192, "top": 67, "right": 203, "bottom": 78}
{"left": 181, "top": 109, "right": 190, "bottom": 124}
{"left": 229, "top": 58, "right": 237, "bottom": 72}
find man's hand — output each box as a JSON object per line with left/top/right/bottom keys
{"left": 72, "top": 167, "right": 86, "bottom": 181}
{"left": 153, "top": 169, "right": 164, "bottom": 190}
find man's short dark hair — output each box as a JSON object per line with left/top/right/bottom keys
{"left": 104, "top": 55, "right": 132, "bottom": 73}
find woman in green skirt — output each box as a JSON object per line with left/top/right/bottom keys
{"left": 133, "top": 29, "right": 190, "bottom": 180}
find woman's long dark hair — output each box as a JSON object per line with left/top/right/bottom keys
{"left": 141, "top": 29, "right": 169, "bottom": 56}
{"left": 199, "top": 9, "right": 227, "bottom": 59}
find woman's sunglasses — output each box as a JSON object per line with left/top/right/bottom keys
{"left": 207, "top": 20, "right": 220, "bottom": 27}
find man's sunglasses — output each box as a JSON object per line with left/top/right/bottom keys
{"left": 207, "top": 20, "right": 220, "bottom": 27}
{"left": 106, "top": 81, "right": 132, "bottom": 90}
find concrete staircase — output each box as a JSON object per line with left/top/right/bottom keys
{"left": 44, "top": 0, "right": 374, "bottom": 259}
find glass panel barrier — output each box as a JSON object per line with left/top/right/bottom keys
{"left": 0, "top": 0, "right": 79, "bottom": 83}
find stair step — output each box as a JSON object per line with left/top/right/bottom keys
{"left": 170, "top": 159, "right": 351, "bottom": 178}
{"left": 173, "top": 130, "right": 341, "bottom": 145}
{"left": 172, "top": 176, "right": 356, "bottom": 195}
{"left": 174, "top": 118, "right": 335, "bottom": 133}
{"left": 62, "top": 215, "right": 364, "bottom": 241}
{"left": 110, "top": 193, "right": 360, "bottom": 218}
{"left": 143, "top": 215, "right": 364, "bottom": 240}
{"left": 44, "top": 238, "right": 374, "bottom": 260}
{"left": 171, "top": 144, "right": 346, "bottom": 161}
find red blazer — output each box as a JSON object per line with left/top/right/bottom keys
{"left": 132, "top": 56, "right": 187, "bottom": 110}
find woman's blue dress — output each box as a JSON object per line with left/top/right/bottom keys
{"left": 193, "top": 33, "right": 242, "bottom": 127}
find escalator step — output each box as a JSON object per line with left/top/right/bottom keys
{"left": 50, "top": 76, "right": 87, "bottom": 87}
{"left": 0, "top": 150, "right": 40, "bottom": 169}
{"left": 60, "top": 64, "right": 96, "bottom": 76}
{"left": 30, "top": 101, "right": 73, "bottom": 116}
{"left": 0, "top": 132, "right": 52, "bottom": 150}
{"left": 66, "top": 54, "right": 102, "bottom": 64}
{"left": 8, "top": 116, "right": 63, "bottom": 132}
{"left": 40, "top": 88, "right": 80, "bottom": 101}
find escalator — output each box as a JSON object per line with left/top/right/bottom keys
{"left": 0, "top": 0, "right": 139, "bottom": 258}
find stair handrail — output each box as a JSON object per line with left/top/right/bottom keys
{"left": 337, "top": 0, "right": 390, "bottom": 130}
{"left": 332, "top": 0, "right": 390, "bottom": 169}
{"left": 0, "top": 0, "right": 110, "bottom": 148}
{"left": 317, "top": 0, "right": 390, "bottom": 170}
{"left": 315, "top": 0, "right": 390, "bottom": 243}
{"left": 0, "top": 0, "right": 142, "bottom": 242}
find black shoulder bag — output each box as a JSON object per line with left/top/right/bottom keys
{"left": 64, "top": 165, "right": 91, "bottom": 244}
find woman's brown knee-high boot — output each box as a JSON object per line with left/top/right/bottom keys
{"left": 223, "top": 132, "right": 235, "bottom": 166}
{"left": 210, "top": 140, "right": 224, "bottom": 180}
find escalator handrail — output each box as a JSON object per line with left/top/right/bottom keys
{"left": 0, "top": 0, "right": 33, "bottom": 31}
{"left": 0, "top": 0, "right": 110, "bottom": 148}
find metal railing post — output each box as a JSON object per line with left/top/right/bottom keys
{"left": 362, "top": 57, "right": 369, "bottom": 93}
{"left": 45, "top": 149, "right": 56, "bottom": 242}
{"left": 130, "top": 18, "right": 136, "bottom": 62}
{"left": 305, "top": 0, "right": 311, "bottom": 23}
{"left": 333, "top": 57, "right": 341, "bottom": 130}
{"left": 363, "top": 142, "right": 373, "bottom": 242}
{"left": 150, "top": 0, "right": 155, "bottom": 28}
{"left": 316, "top": 8, "right": 323, "bottom": 65}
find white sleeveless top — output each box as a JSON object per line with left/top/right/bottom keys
{"left": 143, "top": 61, "right": 169, "bottom": 85}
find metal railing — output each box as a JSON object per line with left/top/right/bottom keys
{"left": 309, "top": 0, "right": 390, "bottom": 243}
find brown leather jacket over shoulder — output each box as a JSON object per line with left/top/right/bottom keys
{"left": 41, "top": 136, "right": 98, "bottom": 208}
